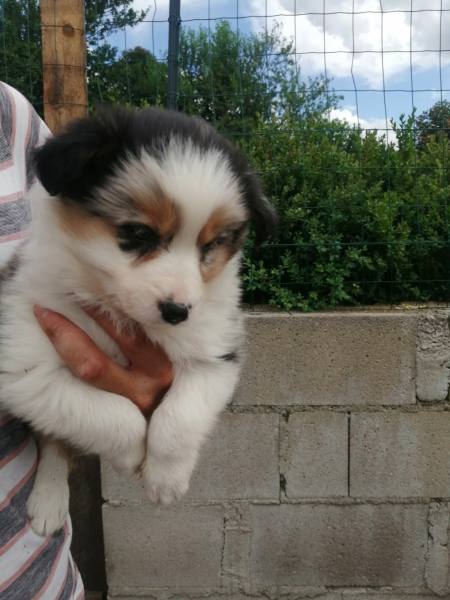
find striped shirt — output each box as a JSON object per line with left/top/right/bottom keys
{"left": 0, "top": 82, "right": 84, "bottom": 599}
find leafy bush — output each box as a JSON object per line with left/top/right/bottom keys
{"left": 240, "top": 114, "right": 450, "bottom": 310}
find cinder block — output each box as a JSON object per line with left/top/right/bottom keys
{"left": 350, "top": 412, "right": 450, "bottom": 497}
{"left": 249, "top": 504, "right": 427, "bottom": 587}
{"left": 282, "top": 412, "right": 348, "bottom": 497}
{"left": 234, "top": 313, "right": 417, "bottom": 406}
{"left": 109, "top": 596, "right": 340, "bottom": 600}
{"left": 109, "top": 596, "right": 341, "bottom": 600}
{"left": 102, "top": 413, "right": 279, "bottom": 503}
{"left": 189, "top": 412, "right": 279, "bottom": 500}
{"left": 425, "top": 502, "right": 450, "bottom": 596}
{"left": 221, "top": 503, "right": 251, "bottom": 590}
{"left": 342, "top": 595, "right": 437, "bottom": 600}
{"left": 103, "top": 504, "right": 224, "bottom": 592}
{"left": 416, "top": 312, "right": 450, "bottom": 402}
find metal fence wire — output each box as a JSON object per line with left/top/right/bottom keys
{"left": 1, "top": 0, "right": 450, "bottom": 311}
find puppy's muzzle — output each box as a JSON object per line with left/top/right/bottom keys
{"left": 159, "top": 300, "right": 190, "bottom": 325}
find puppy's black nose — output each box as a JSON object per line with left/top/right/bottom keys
{"left": 159, "top": 300, "right": 189, "bottom": 325}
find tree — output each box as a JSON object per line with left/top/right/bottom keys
{"left": 1, "top": 4, "right": 337, "bottom": 127}
{"left": 0, "top": 0, "right": 42, "bottom": 111}
{"left": 84, "top": 0, "right": 147, "bottom": 44}
{"left": 85, "top": 20, "right": 338, "bottom": 134}
{"left": 0, "top": 0, "right": 147, "bottom": 114}
{"left": 415, "top": 100, "right": 450, "bottom": 148}
{"left": 177, "top": 22, "right": 339, "bottom": 133}
{"left": 88, "top": 45, "right": 167, "bottom": 106}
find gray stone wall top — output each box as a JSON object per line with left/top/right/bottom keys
{"left": 234, "top": 313, "right": 418, "bottom": 406}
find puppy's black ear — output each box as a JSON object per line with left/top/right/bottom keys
{"left": 34, "top": 107, "right": 135, "bottom": 201}
{"left": 222, "top": 140, "right": 277, "bottom": 243}
{"left": 241, "top": 170, "right": 278, "bottom": 243}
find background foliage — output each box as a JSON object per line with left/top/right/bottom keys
{"left": 1, "top": 1, "right": 449, "bottom": 309}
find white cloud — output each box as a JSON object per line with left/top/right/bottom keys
{"left": 248, "top": 0, "right": 450, "bottom": 87}
{"left": 329, "top": 106, "right": 398, "bottom": 143}
{"left": 329, "top": 106, "right": 390, "bottom": 129}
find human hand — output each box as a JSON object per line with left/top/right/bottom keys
{"left": 33, "top": 305, "right": 173, "bottom": 416}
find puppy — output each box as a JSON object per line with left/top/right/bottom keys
{"left": 0, "top": 107, "right": 276, "bottom": 536}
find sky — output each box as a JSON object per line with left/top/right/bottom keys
{"left": 106, "top": 0, "right": 450, "bottom": 139}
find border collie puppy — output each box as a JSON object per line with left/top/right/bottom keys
{"left": 0, "top": 107, "right": 276, "bottom": 536}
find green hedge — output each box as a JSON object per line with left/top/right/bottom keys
{"left": 240, "top": 114, "right": 450, "bottom": 310}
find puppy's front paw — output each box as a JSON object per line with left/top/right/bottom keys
{"left": 142, "top": 458, "right": 190, "bottom": 505}
{"left": 27, "top": 478, "right": 69, "bottom": 537}
{"left": 110, "top": 439, "right": 146, "bottom": 477}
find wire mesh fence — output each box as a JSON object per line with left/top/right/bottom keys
{"left": 1, "top": 0, "right": 450, "bottom": 310}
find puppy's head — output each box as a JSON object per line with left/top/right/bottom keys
{"left": 34, "top": 107, "right": 276, "bottom": 326}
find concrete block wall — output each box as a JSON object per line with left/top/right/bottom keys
{"left": 101, "top": 311, "right": 450, "bottom": 600}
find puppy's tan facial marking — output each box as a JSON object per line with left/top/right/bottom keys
{"left": 56, "top": 202, "right": 115, "bottom": 240}
{"left": 197, "top": 207, "right": 247, "bottom": 282}
{"left": 197, "top": 206, "right": 241, "bottom": 248}
{"left": 132, "top": 188, "right": 180, "bottom": 243}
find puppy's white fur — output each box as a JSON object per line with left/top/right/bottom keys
{"left": 0, "top": 138, "right": 248, "bottom": 534}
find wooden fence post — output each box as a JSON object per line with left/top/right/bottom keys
{"left": 39, "top": 0, "right": 88, "bottom": 133}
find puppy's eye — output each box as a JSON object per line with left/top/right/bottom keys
{"left": 200, "top": 224, "right": 247, "bottom": 260}
{"left": 118, "top": 222, "right": 160, "bottom": 255}
{"left": 201, "top": 235, "right": 227, "bottom": 258}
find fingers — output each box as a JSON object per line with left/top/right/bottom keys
{"left": 83, "top": 305, "right": 173, "bottom": 381}
{"left": 34, "top": 305, "right": 161, "bottom": 415}
{"left": 34, "top": 305, "right": 109, "bottom": 380}
{"left": 34, "top": 305, "right": 131, "bottom": 392}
